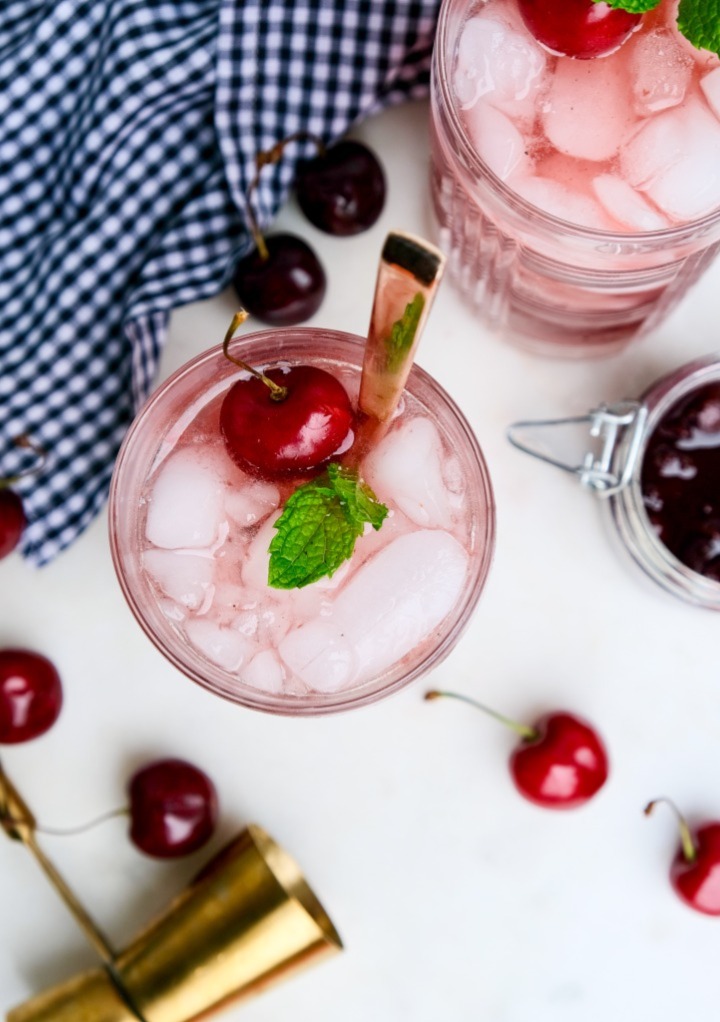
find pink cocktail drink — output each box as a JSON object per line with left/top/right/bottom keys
{"left": 109, "top": 329, "right": 495, "bottom": 715}
{"left": 430, "top": 0, "right": 720, "bottom": 354}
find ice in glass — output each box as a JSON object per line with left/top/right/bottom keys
{"left": 109, "top": 329, "right": 495, "bottom": 715}
{"left": 430, "top": 0, "right": 720, "bottom": 354}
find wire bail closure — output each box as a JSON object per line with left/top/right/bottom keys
{"left": 507, "top": 400, "right": 649, "bottom": 498}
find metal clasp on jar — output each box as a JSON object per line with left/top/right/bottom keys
{"left": 507, "top": 401, "right": 649, "bottom": 498}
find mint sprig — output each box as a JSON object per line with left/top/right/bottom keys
{"left": 386, "top": 293, "right": 425, "bottom": 372}
{"left": 594, "top": 0, "right": 720, "bottom": 57}
{"left": 268, "top": 464, "right": 388, "bottom": 589}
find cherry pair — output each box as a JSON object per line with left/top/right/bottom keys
{"left": 0, "top": 648, "right": 217, "bottom": 859}
{"left": 233, "top": 134, "right": 385, "bottom": 326}
{"left": 426, "top": 690, "right": 720, "bottom": 916}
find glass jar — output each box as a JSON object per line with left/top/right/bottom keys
{"left": 508, "top": 354, "right": 720, "bottom": 609}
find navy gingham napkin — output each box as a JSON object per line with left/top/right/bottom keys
{"left": 0, "top": 0, "right": 440, "bottom": 565}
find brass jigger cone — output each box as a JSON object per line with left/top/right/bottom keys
{"left": 1, "top": 763, "right": 342, "bottom": 1022}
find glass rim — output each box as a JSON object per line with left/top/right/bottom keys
{"left": 434, "top": 0, "right": 720, "bottom": 247}
{"left": 109, "top": 327, "right": 496, "bottom": 715}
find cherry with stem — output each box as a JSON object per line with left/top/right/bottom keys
{"left": 645, "top": 797, "right": 720, "bottom": 916}
{"left": 219, "top": 311, "right": 355, "bottom": 479}
{"left": 234, "top": 133, "right": 328, "bottom": 326}
{"left": 425, "top": 689, "right": 609, "bottom": 809}
{"left": 0, "top": 757, "right": 218, "bottom": 860}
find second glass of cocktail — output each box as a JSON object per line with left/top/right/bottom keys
{"left": 430, "top": 0, "right": 720, "bottom": 355}
{"left": 109, "top": 234, "right": 495, "bottom": 715}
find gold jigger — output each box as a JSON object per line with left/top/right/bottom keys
{"left": 2, "top": 763, "right": 342, "bottom": 1022}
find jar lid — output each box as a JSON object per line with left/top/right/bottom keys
{"left": 508, "top": 355, "right": 720, "bottom": 610}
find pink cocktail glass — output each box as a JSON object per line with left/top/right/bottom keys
{"left": 430, "top": 0, "right": 720, "bottom": 355}
{"left": 109, "top": 328, "right": 495, "bottom": 716}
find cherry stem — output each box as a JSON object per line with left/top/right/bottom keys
{"left": 245, "top": 131, "right": 328, "bottom": 261}
{"left": 0, "top": 434, "right": 48, "bottom": 489}
{"left": 644, "top": 797, "right": 697, "bottom": 863}
{"left": 424, "top": 690, "right": 538, "bottom": 741}
{"left": 222, "top": 311, "right": 288, "bottom": 402}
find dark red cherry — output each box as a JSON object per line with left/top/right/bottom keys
{"left": 425, "top": 691, "right": 608, "bottom": 809}
{"left": 232, "top": 233, "right": 326, "bottom": 326}
{"left": 0, "top": 649, "right": 63, "bottom": 744}
{"left": 517, "top": 0, "right": 641, "bottom": 58}
{"left": 128, "top": 758, "right": 218, "bottom": 859}
{"left": 0, "top": 489, "right": 26, "bottom": 559}
{"left": 295, "top": 140, "right": 386, "bottom": 236}
{"left": 509, "top": 712, "right": 609, "bottom": 809}
{"left": 221, "top": 364, "right": 354, "bottom": 477}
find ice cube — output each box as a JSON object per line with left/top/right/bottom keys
{"left": 513, "top": 176, "right": 613, "bottom": 230}
{"left": 592, "top": 175, "right": 670, "bottom": 231}
{"left": 146, "top": 448, "right": 226, "bottom": 549}
{"left": 620, "top": 99, "right": 720, "bottom": 220}
{"left": 278, "top": 621, "right": 357, "bottom": 692}
{"left": 700, "top": 67, "right": 720, "bottom": 122}
{"left": 241, "top": 649, "right": 285, "bottom": 694}
{"left": 225, "top": 479, "right": 280, "bottom": 528}
{"left": 463, "top": 103, "right": 532, "bottom": 181}
{"left": 543, "top": 53, "right": 635, "bottom": 162}
{"left": 629, "top": 28, "right": 693, "bottom": 116}
{"left": 184, "top": 618, "right": 255, "bottom": 672}
{"left": 331, "top": 530, "right": 469, "bottom": 682}
{"left": 143, "top": 549, "right": 215, "bottom": 612}
{"left": 454, "top": 15, "right": 546, "bottom": 120}
{"left": 241, "top": 515, "right": 279, "bottom": 590}
{"left": 364, "top": 416, "right": 454, "bottom": 529}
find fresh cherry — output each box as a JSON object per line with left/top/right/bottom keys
{"left": 221, "top": 364, "right": 354, "bottom": 477}
{"left": 0, "top": 435, "right": 46, "bottom": 558}
{"left": 219, "top": 311, "right": 354, "bottom": 478}
{"left": 517, "top": 0, "right": 641, "bottom": 59}
{"left": 0, "top": 649, "right": 63, "bottom": 744}
{"left": 295, "top": 140, "right": 386, "bottom": 236}
{"left": 0, "top": 489, "right": 26, "bottom": 559}
{"left": 645, "top": 798, "right": 720, "bottom": 916}
{"left": 425, "top": 690, "right": 608, "bottom": 809}
{"left": 128, "top": 758, "right": 218, "bottom": 859}
{"left": 232, "top": 233, "right": 326, "bottom": 327}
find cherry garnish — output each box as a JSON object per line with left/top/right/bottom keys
{"left": 0, "top": 489, "right": 26, "bottom": 559}
{"left": 645, "top": 798, "right": 720, "bottom": 916}
{"left": 222, "top": 364, "right": 354, "bottom": 477}
{"left": 517, "top": 0, "right": 641, "bottom": 59}
{"left": 295, "top": 140, "right": 386, "bottom": 236}
{"left": 0, "top": 649, "right": 63, "bottom": 744}
{"left": 219, "top": 311, "right": 354, "bottom": 478}
{"left": 425, "top": 690, "right": 608, "bottom": 809}
{"left": 232, "top": 233, "right": 326, "bottom": 327}
{"left": 128, "top": 758, "right": 218, "bottom": 859}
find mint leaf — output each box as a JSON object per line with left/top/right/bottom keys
{"left": 268, "top": 466, "right": 388, "bottom": 589}
{"left": 677, "top": 0, "right": 720, "bottom": 57}
{"left": 591, "top": 0, "right": 660, "bottom": 12}
{"left": 386, "top": 293, "right": 425, "bottom": 372}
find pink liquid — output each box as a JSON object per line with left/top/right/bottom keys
{"left": 110, "top": 330, "right": 495, "bottom": 714}
{"left": 430, "top": 0, "right": 720, "bottom": 354}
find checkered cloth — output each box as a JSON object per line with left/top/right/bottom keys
{"left": 0, "top": 0, "right": 439, "bottom": 565}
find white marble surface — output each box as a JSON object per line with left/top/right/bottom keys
{"left": 2, "top": 100, "right": 720, "bottom": 1021}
